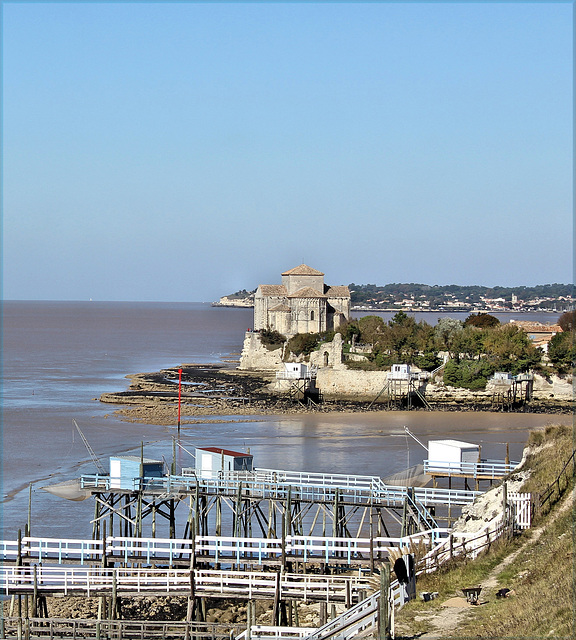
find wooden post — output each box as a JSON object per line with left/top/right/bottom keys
{"left": 281, "top": 513, "right": 286, "bottom": 570}
{"left": 378, "top": 562, "right": 391, "bottom": 640}
{"left": 319, "top": 602, "right": 327, "bottom": 626}
{"left": 369, "top": 505, "right": 375, "bottom": 574}
{"left": 502, "top": 481, "right": 509, "bottom": 535}
{"left": 272, "top": 571, "right": 281, "bottom": 625}
{"left": 32, "top": 565, "right": 38, "bottom": 618}
{"left": 111, "top": 570, "right": 117, "bottom": 620}
{"left": 27, "top": 484, "right": 32, "bottom": 537}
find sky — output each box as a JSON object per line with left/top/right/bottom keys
{"left": 2, "top": 1, "right": 573, "bottom": 302}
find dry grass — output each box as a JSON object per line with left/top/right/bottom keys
{"left": 394, "top": 421, "right": 576, "bottom": 639}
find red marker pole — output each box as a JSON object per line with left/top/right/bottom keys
{"left": 177, "top": 368, "right": 182, "bottom": 435}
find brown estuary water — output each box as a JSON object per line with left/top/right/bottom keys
{"left": 1, "top": 301, "right": 569, "bottom": 539}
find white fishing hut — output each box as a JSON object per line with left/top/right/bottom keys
{"left": 109, "top": 456, "right": 165, "bottom": 490}
{"left": 426, "top": 440, "right": 480, "bottom": 472}
{"left": 389, "top": 364, "right": 411, "bottom": 380}
{"left": 276, "top": 363, "right": 312, "bottom": 379}
{"left": 194, "top": 447, "right": 254, "bottom": 479}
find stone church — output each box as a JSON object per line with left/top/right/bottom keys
{"left": 253, "top": 264, "right": 351, "bottom": 337}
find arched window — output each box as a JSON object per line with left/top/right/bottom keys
{"left": 311, "top": 310, "right": 315, "bottom": 321}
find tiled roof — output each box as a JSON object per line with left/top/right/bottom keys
{"left": 259, "top": 285, "right": 287, "bottom": 296}
{"left": 287, "top": 287, "right": 326, "bottom": 298}
{"left": 197, "top": 447, "right": 252, "bottom": 458}
{"left": 511, "top": 321, "right": 562, "bottom": 333}
{"left": 269, "top": 304, "right": 291, "bottom": 312}
{"left": 325, "top": 285, "right": 350, "bottom": 298}
{"left": 281, "top": 264, "right": 325, "bottom": 276}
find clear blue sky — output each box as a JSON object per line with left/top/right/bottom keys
{"left": 2, "top": 1, "right": 573, "bottom": 302}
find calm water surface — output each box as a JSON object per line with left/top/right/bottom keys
{"left": 1, "top": 301, "right": 566, "bottom": 538}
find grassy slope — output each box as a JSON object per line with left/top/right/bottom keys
{"left": 395, "top": 422, "right": 575, "bottom": 639}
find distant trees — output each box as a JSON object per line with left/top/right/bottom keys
{"left": 348, "top": 282, "right": 574, "bottom": 308}
{"left": 464, "top": 313, "right": 500, "bottom": 328}
{"left": 340, "top": 311, "right": 546, "bottom": 387}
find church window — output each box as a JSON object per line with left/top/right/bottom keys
{"left": 311, "top": 310, "right": 315, "bottom": 321}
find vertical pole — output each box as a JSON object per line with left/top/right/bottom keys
{"left": 369, "top": 504, "right": 375, "bottom": 574}
{"left": 27, "top": 484, "right": 32, "bottom": 537}
{"left": 172, "top": 437, "right": 177, "bottom": 477}
{"left": 111, "top": 571, "right": 117, "bottom": 621}
{"left": 378, "top": 562, "right": 391, "bottom": 640}
{"left": 32, "top": 565, "right": 38, "bottom": 618}
{"left": 178, "top": 368, "right": 182, "bottom": 435}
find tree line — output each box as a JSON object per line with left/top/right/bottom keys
{"left": 349, "top": 282, "right": 574, "bottom": 305}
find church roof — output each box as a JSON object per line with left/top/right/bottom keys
{"left": 259, "top": 285, "right": 287, "bottom": 296}
{"left": 325, "top": 285, "right": 351, "bottom": 298}
{"left": 287, "top": 287, "right": 327, "bottom": 298}
{"left": 269, "top": 303, "right": 291, "bottom": 312}
{"left": 281, "top": 264, "right": 324, "bottom": 276}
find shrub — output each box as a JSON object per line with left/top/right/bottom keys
{"left": 443, "top": 359, "right": 496, "bottom": 390}
{"left": 286, "top": 332, "right": 321, "bottom": 357}
{"left": 259, "top": 328, "right": 286, "bottom": 351}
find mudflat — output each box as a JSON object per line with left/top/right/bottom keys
{"left": 99, "top": 364, "right": 572, "bottom": 425}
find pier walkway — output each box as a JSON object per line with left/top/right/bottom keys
{"left": 0, "top": 530, "right": 450, "bottom": 567}
{"left": 0, "top": 565, "right": 372, "bottom": 604}
{"left": 80, "top": 467, "right": 483, "bottom": 509}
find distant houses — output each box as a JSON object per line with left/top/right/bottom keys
{"left": 509, "top": 320, "right": 562, "bottom": 352}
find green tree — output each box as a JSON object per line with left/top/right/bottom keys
{"left": 357, "top": 315, "right": 386, "bottom": 346}
{"left": 558, "top": 309, "right": 576, "bottom": 333}
{"left": 464, "top": 313, "right": 500, "bottom": 328}
{"left": 434, "top": 317, "right": 464, "bottom": 359}
{"left": 286, "top": 332, "right": 321, "bottom": 357}
{"left": 260, "top": 328, "right": 285, "bottom": 350}
{"left": 548, "top": 331, "right": 575, "bottom": 375}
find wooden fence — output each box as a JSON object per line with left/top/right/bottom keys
{"left": 0, "top": 616, "right": 243, "bottom": 640}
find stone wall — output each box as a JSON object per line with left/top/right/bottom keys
{"left": 238, "top": 332, "right": 284, "bottom": 371}
{"left": 316, "top": 368, "right": 389, "bottom": 400}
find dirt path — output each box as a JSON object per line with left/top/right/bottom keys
{"left": 402, "top": 486, "right": 575, "bottom": 639}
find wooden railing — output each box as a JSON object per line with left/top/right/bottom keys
{"left": 0, "top": 566, "right": 372, "bottom": 604}
{"left": 0, "top": 616, "right": 243, "bottom": 639}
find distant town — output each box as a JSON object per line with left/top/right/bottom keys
{"left": 214, "top": 283, "right": 575, "bottom": 313}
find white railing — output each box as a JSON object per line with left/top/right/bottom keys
{"left": 3, "top": 531, "right": 453, "bottom": 566}
{"left": 0, "top": 566, "right": 372, "bottom": 603}
{"left": 423, "top": 460, "right": 519, "bottom": 478}
{"left": 79, "top": 467, "right": 482, "bottom": 510}
{"left": 237, "top": 626, "right": 317, "bottom": 639}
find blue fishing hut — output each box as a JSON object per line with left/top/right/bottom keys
{"left": 109, "top": 456, "right": 165, "bottom": 489}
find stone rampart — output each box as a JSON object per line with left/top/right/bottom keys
{"left": 238, "top": 332, "right": 284, "bottom": 371}
{"left": 316, "top": 369, "right": 389, "bottom": 400}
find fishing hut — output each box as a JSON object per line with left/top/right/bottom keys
{"left": 275, "top": 363, "right": 321, "bottom": 405}
{"left": 489, "top": 372, "right": 534, "bottom": 410}
{"left": 109, "top": 456, "right": 164, "bottom": 489}
{"left": 370, "top": 364, "right": 431, "bottom": 410}
{"left": 190, "top": 447, "right": 254, "bottom": 479}
{"left": 424, "top": 439, "right": 514, "bottom": 491}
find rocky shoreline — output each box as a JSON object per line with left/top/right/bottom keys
{"left": 98, "top": 364, "right": 573, "bottom": 424}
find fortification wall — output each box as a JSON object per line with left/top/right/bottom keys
{"left": 316, "top": 369, "right": 389, "bottom": 400}
{"left": 238, "top": 332, "right": 284, "bottom": 371}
